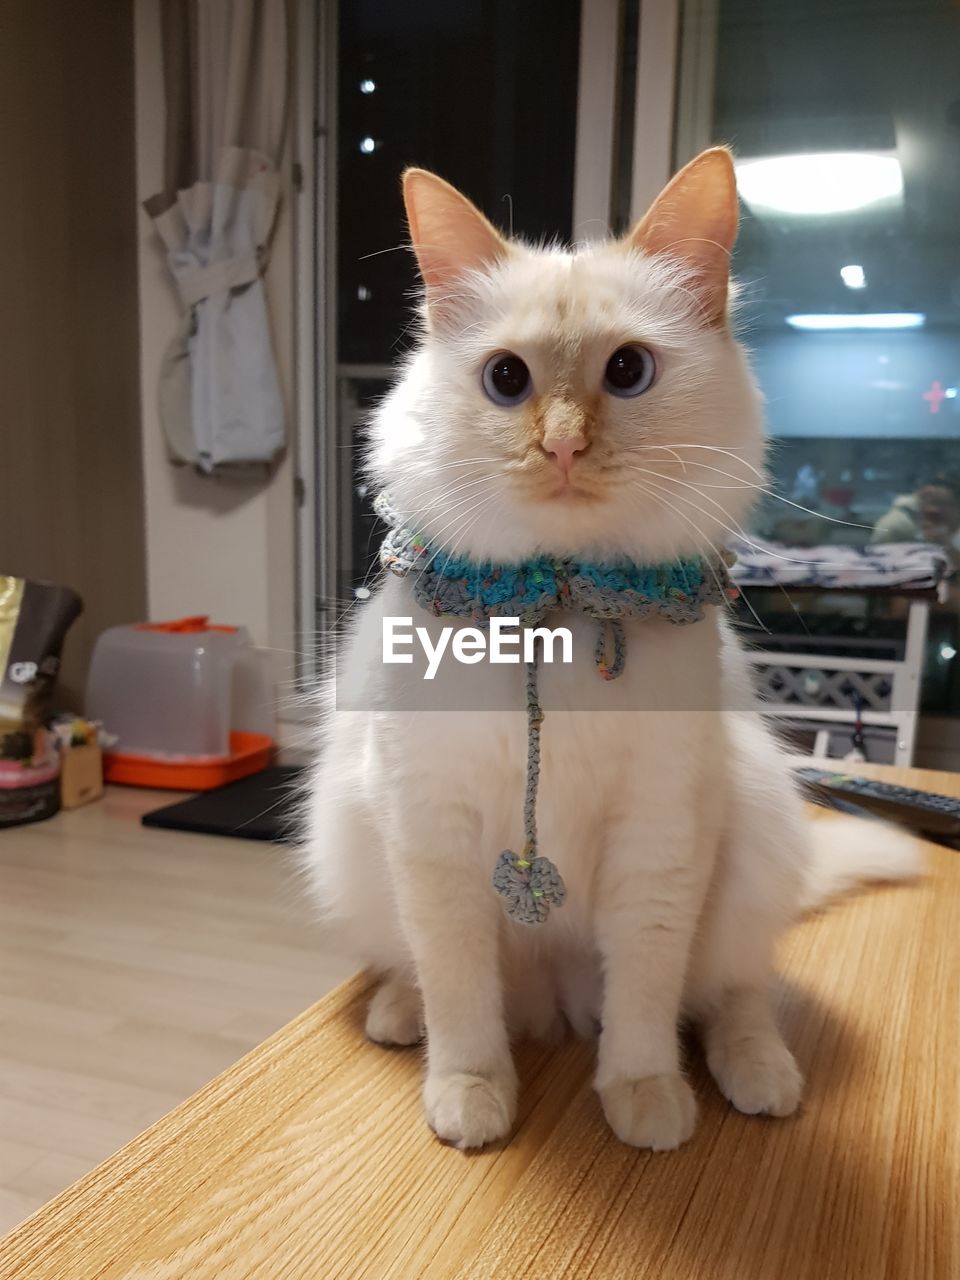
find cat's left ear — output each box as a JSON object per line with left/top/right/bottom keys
{"left": 403, "top": 169, "right": 509, "bottom": 324}
{"left": 625, "top": 147, "right": 739, "bottom": 328}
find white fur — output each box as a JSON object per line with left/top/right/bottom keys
{"left": 303, "top": 237, "right": 919, "bottom": 1150}
{"left": 799, "top": 816, "right": 921, "bottom": 914}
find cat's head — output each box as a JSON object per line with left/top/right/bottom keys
{"left": 368, "top": 148, "right": 764, "bottom": 564}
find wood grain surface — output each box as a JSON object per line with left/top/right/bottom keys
{"left": 2, "top": 765, "right": 958, "bottom": 1279}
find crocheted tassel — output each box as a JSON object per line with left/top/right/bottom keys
{"left": 493, "top": 848, "right": 567, "bottom": 925}
{"left": 490, "top": 649, "right": 566, "bottom": 925}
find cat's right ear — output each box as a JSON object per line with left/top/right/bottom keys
{"left": 402, "top": 169, "right": 508, "bottom": 324}
{"left": 625, "top": 147, "right": 739, "bottom": 328}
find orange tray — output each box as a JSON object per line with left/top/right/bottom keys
{"left": 103, "top": 731, "right": 274, "bottom": 791}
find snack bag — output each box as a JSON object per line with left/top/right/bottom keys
{"left": 0, "top": 577, "right": 83, "bottom": 827}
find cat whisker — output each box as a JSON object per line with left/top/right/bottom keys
{"left": 626, "top": 467, "right": 763, "bottom": 542}
{"left": 638, "top": 465, "right": 867, "bottom": 549}
{"left": 409, "top": 491, "right": 501, "bottom": 591}
{"left": 431, "top": 493, "right": 503, "bottom": 600}
{"left": 422, "top": 473, "right": 496, "bottom": 508}
{"left": 627, "top": 479, "right": 770, "bottom": 635}
{"left": 392, "top": 319, "right": 422, "bottom": 350}
{"left": 412, "top": 457, "right": 503, "bottom": 472}
{"left": 430, "top": 489, "right": 501, "bottom": 557}
{"left": 357, "top": 241, "right": 414, "bottom": 261}
{"left": 629, "top": 470, "right": 856, "bottom": 570}
{"left": 637, "top": 444, "right": 689, "bottom": 473}
{"left": 633, "top": 469, "right": 756, "bottom": 491}
{"left": 637, "top": 454, "right": 873, "bottom": 530}
{"left": 408, "top": 491, "right": 495, "bottom": 564}
{"left": 773, "top": 580, "right": 814, "bottom": 638}
{"left": 630, "top": 453, "right": 758, "bottom": 489}
{"left": 390, "top": 476, "right": 496, "bottom": 534}
{"left": 416, "top": 500, "right": 498, "bottom": 598}
{"left": 572, "top": 218, "right": 613, "bottom": 241}
{"left": 633, "top": 443, "right": 766, "bottom": 482}
{"left": 414, "top": 483, "right": 500, "bottom": 551}
{"left": 380, "top": 469, "right": 498, "bottom": 531}
{"left": 635, "top": 475, "right": 814, "bottom": 619}
{"left": 660, "top": 277, "right": 719, "bottom": 326}
{"left": 453, "top": 316, "right": 499, "bottom": 338}
{"left": 638, "top": 454, "right": 754, "bottom": 477}
{"left": 754, "top": 489, "right": 874, "bottom": 531}
{"left": 416, "top": 287, "right": 476, "bottom": 310}
{"left": 637, "top": 442, "right": 754, "bottom": 451}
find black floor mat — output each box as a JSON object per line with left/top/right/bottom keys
{"left": 141, "top": 766, "right": 306, "bottom": 843}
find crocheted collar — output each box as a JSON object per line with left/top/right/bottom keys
{"left": 376, "top": 492, "right": 738, "bottom": 627}
{"left": 375, "top": 491, "right": 738, "bottom": 926}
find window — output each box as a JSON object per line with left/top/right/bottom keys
{"left": 330, "top": 0, "right": 581, "bottom": 608}
{"left": 677, "top": 0, "right": 960, "bottom": 713}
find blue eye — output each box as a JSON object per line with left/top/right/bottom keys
{"left": 482, "top": 352, "right": 532, "bottom": 406}
{"left": 603, "top": 345, "right": 656, "bottom": 397}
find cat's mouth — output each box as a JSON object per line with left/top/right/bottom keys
{"left": 506, "top": 451, "right": 610, "bottom": 504}
{"left": 530, "top": 470, "right": 605, "bottom": 504}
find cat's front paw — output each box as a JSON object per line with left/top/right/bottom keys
{"left": 423, "top": 1070, "right": 516, "bottom": 1150}
{"left": 708, "top": 1035, "right": 803, "bottom": 1118}
{"left": 598, "top": 1072, "right": 697, "bottom": 1150}
{"left": 365, "top": 977, "right": 423, "bottom": 1047}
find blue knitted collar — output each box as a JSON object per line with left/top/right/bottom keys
{"left": 375, "top": 491, "right": 738, "bottom": 926}
{"left": 375, "top": 492, "right": 738, "bottom": 628}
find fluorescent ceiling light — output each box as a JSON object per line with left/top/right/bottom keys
{"left": 736, "top": 152, "right": 903, "bottom": 215}
{"left": 840, "top": 264, "right": 866, "bottom": 289}
{"left": 786, "top": 313, "right": 925, "bottom": 331}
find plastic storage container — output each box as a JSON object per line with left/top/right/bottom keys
{"left": 86, "top": 616, "right": 275, "bottom": 789}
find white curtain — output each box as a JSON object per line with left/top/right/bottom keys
{"left": 145, "top": 0, "right": 289, "bottom": 475}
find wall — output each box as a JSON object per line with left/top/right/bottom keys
{"left": 0, "top": 0, "right": 147, "bottom": 706}
{"left": 133, "top": 0, "right": 297, "bottom": 690}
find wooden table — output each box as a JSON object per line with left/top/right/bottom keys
{"left": 2, "top": 765, "right": 958, "bottom": 1279}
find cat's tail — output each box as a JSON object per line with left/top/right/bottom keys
{"left": 798, "top": 816, "right": 923, "bottom": 913}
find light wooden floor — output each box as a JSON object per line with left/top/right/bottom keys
{"left": 0, "top": 786, "right": 354, "bottom": 1235}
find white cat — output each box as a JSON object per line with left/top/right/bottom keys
{"left": 304, "top": 149, "right": 918, "bottom": 1151}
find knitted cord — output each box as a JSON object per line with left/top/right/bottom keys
{"left": 595, "top": 619, "right": 626, "bottom": 681}
{"left": 491, "top": 640, "right": 567, "bottom": 926}
{"left": 522, "top": 651, "right": 543, "bottom": 857}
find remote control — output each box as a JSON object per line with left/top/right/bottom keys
{"left": 794, "top": 766, "right": 960, "bottom": 838}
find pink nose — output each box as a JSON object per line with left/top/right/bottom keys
{"left": 542, "top": 434, "right": 587, "bottom": 476}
